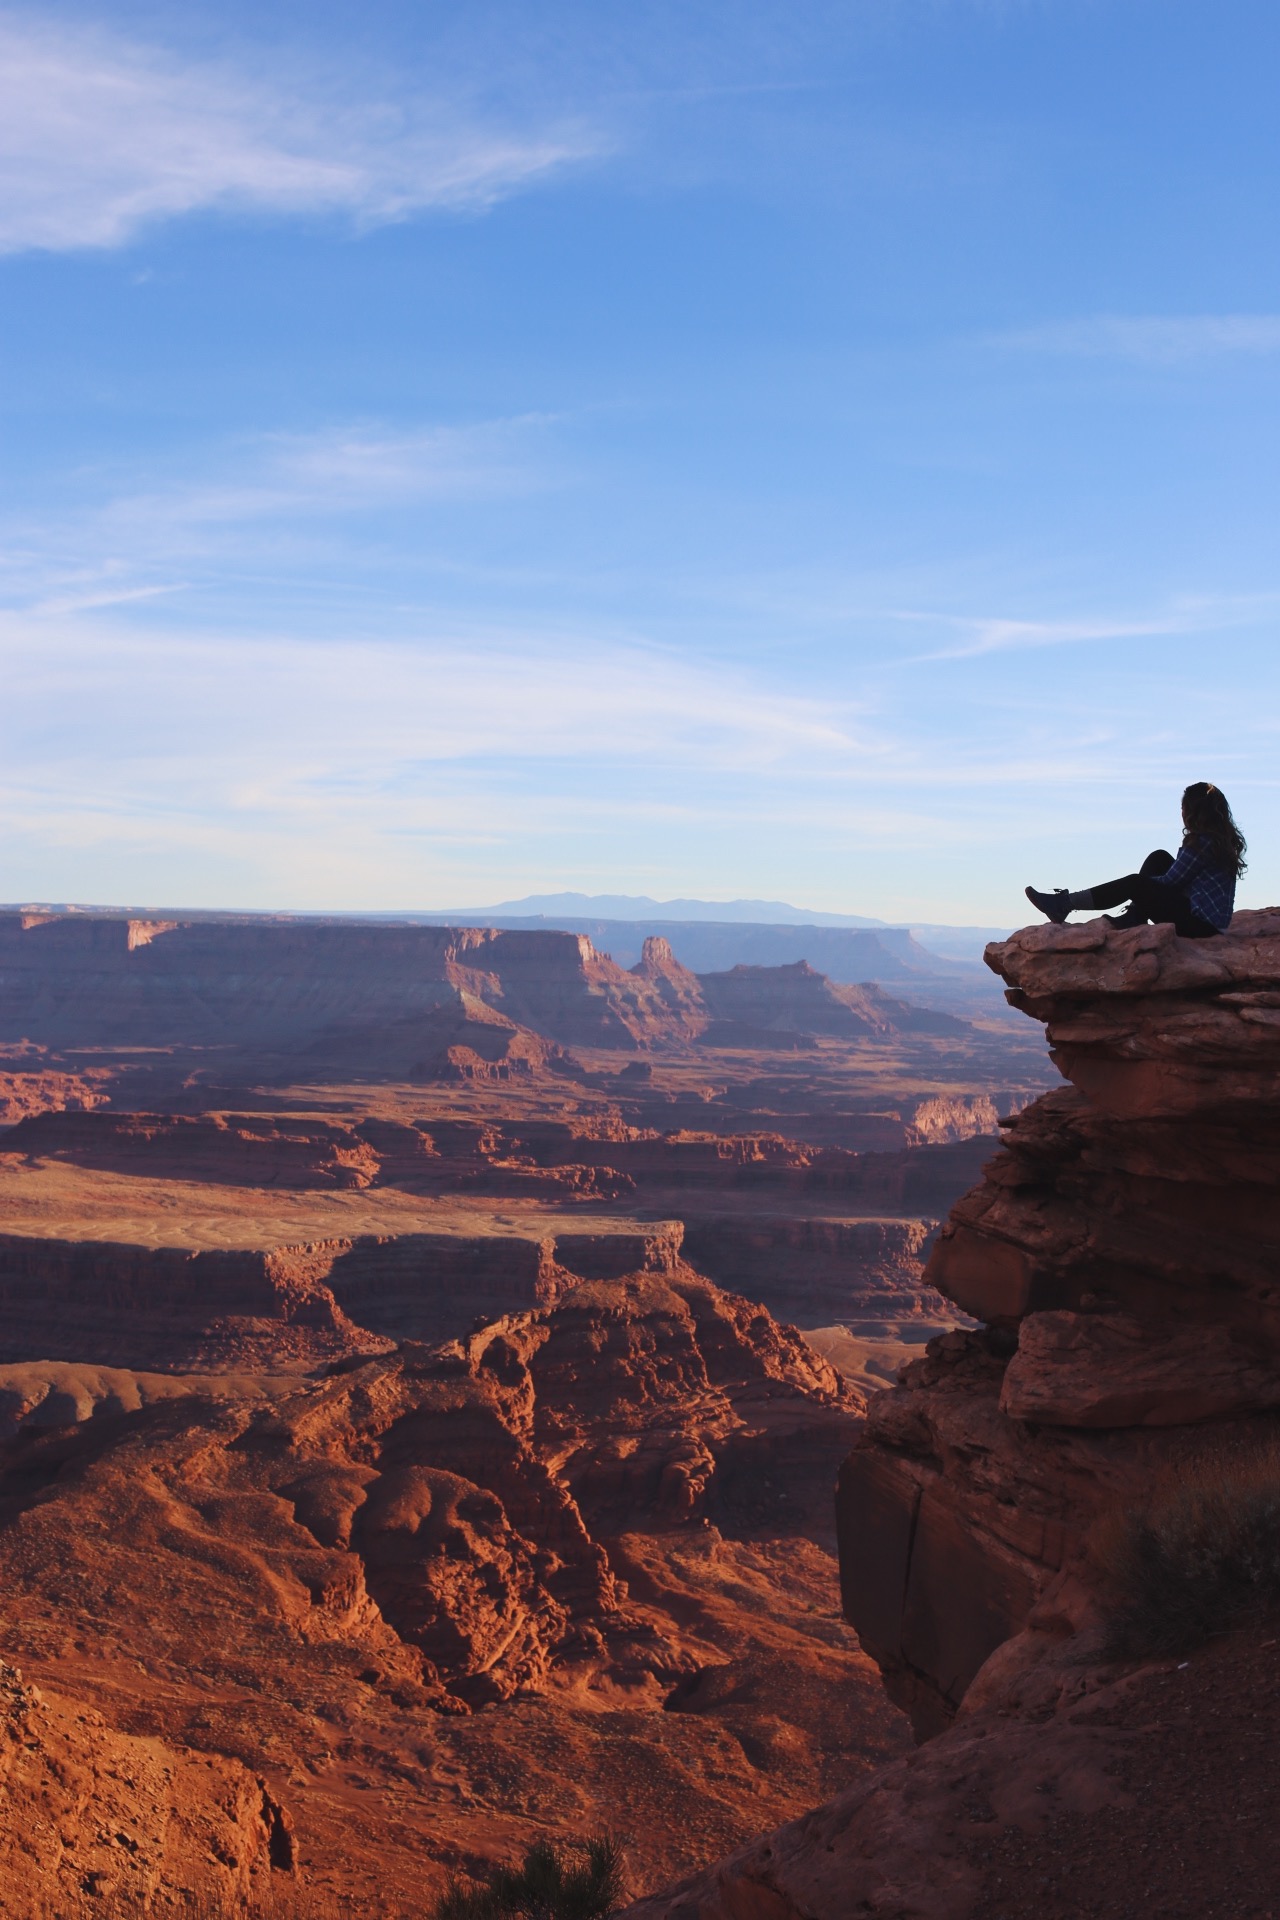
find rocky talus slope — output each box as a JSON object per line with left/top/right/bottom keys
{"left": 631, "top": 1625, "right": 1280, "bottom": 1920}
{"left": 0, "top": 1658, "right": 293, "bottom": 1916}
{"left": 634, "top": 912, "right": 1280, "bottom": 1918}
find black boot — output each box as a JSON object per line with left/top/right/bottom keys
{"left": 1106, "top": 905, "right": 1149, "bottom": 929}
{"left": 1025, "top": 886, "right": 1072, "bottom": 923}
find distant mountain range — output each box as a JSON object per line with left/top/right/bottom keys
{"left": 419, "top": 894, "right": 1014, "bottom": 970}
{"left": 445, "top": 892, "right": 890, "bottom": 927}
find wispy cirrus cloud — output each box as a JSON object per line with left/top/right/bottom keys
{"left": 995, "top": 314, "right": 1280, "bottom": 363}
{"left": 0, "top": 610, "right": 873, "bottom": 900}
{"left": 0, "top": 597, "right": 1268, "bottom": 914}
{"left": 97, "top": 416, "right": 558, "bottom": 533}
{"left": 0, "top": 11, "right": 599, "bottom": 253}
{"left": 892, "top": 593, "right": 1280, "bottom": 661}
{"left": 0, "top": 616, "right": 864, "bottom": 781}
{"left": 0, "top": 413, "right": 560, "bottom": 615}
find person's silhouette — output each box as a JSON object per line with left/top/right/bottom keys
{"left": 1025, "top": 782, "right": 1245, "bottom": 938}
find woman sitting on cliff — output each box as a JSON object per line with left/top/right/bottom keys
{"left": 1025, "top": 781, "right": 1246, "bottom": 937}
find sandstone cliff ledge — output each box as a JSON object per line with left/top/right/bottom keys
{"left": 837, "top": 909, "right": 1280, "bottom": 1733}
{"left": 630, "top": 913, "right": 1280, "bottom": 1920}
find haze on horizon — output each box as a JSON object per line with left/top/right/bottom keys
{"left": 1, "top": 0, "right": 1276, "bottom": 926}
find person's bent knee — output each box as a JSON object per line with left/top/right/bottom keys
{"left": 1139, "top": 848, "right": 1175, "bottom": 878}
{"left": 1128, "top": 876, "right": 1176, "bottom": 924}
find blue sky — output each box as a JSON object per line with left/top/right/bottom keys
{"left": 2, "top": 0, "right": 1278, "bottom": 922}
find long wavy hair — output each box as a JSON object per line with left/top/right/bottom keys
{"left": 1182, "top": 781, "right": 1247, "bottom": 879}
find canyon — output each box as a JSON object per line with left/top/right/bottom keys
{"left": 0, "top": 908, "right": 1049, "bottom": 1914}
{"left": 12, "top": 905, "right": 1271, "bottom": 1915}
{"left": 0, "top": 910, "right": 1048, "bottom": 1398}
{"left": 407, "top": 912, "right": 999, "bottom": 1016}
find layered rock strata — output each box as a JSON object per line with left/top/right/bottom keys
{"left": 0, "top": 1222, "right": 689, "bottom": 1372}
{"left": 837, "top": 911, "right": 1280, "bottom": 1731}
{"left": 0, "top": 913, "right": 965, "bottom": 1060}
{"left": 0, "top": 1102, "right": 999, "bottom": 1374}
{"left": 1, "top": 1105, "right": 998, "bottom": 1200}
{"left": 695, "top": 961, "right": 967, "bottom": 1043}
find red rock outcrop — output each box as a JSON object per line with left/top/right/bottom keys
{"left": 0, "top": 1063, "right": 112, "bottom": 1126}
{"left": 0, "top": 1102, "right": 1000, "bottom": 1374}
{"left": 627, "top": 1625, "right": 1280, "bottom": 1920}
{"left": 0, "top": 1221, "right": 700, "bottom": 1372}
{"left": 697, "top": 962, "right": 967, "bottom": 1046}
{"left": 3, "top": 1109, "right": 386, "bottom": 1189}
{"left": 0, "top": 1105, "right": 998, "bottom": 1210}
{"left": 1, "top": 1108, "right": 628, "bottom": 1199}
{"left": 0, "top": 1657, "right": 293, "bottom": 1915}
{"left": 0, "top": 915, "right": 667, "bottom": 1055}
{"left": 620, "top": 935, "right": 709, "bottom": 1039}
{"left": 0, "top": 1233, "right": 385, "bottom": 1373}
{"left": 837, "top": 912, "right": 1280, "bottom": 1732}
{"left": 0, "top": 910, "right": 1061, "bottom": 1911}
{"left": 904, "top": 1094, "right": 1003, "bottom": 1146}
{"left": 0, "top": 1271, "right": 902, "bottom": 1909}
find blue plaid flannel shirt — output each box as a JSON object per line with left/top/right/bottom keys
{"left": 1155, "top": 835, "right": 1237, "bottom": 930}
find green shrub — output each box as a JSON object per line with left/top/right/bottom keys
{"left": 81, "top": 1836, "right": 623, "bottom": 1919}
{"left": 1093, "top": 1444, "right": 1280, "bottom": 1657}
{"left": 433, "top": 1835, "right": 626, "bottom": 1920}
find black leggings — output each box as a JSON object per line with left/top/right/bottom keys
{"left": 1090, "top": 849, "right": 1219, "bottom": 938}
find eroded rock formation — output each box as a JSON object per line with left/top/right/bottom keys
{"left": 0, "top": 905, "right": 1067, "bottom": 1911}
{"left": 0, "top": 1267, "right": 857, "bottom": 1705}
{"left": 838, "top": 911, "right": 1280, "bottom": 1731}
{"left": 0, "top": 1060, "right": 112, "bottom": 1125}
{"left": 0, "top": 912, "right": 967, "bottom": 1064}
{"left": 0, "top": 1105, "right": 993, "bottom": 1202}
{"left": 0, "top": 1220, "right": 700, "bottom": 1372}
{"left": 0, "top": 1100, "right": 1007, "bottom": 1379}
{"left": 696, "top": 962, "right": 967, "bottom": 1048}
{"left": 0, "top": 1268, "right": 908, "bottom": 1908}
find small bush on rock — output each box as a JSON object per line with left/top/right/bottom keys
{"left": 1094, "top": 1446, "right": 1280, "bottom": 1657}
{"left": 433, "top": 1835, "right": 626, "bottom": 1920}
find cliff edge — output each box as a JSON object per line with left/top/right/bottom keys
{"left": 838, "top": 908, "right": 1280, "bottom": 1730}
{"left": 630, "top": 911, "right": 1280, "bottom": 1919}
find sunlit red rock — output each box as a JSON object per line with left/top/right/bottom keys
{"left": 838, "top": 914, "right": 1280, "bottom": 1732}
{"left": 0, "top": 1267, "right": 909, "bottom": 1906}
{"left": 0, "top": 1658, "right": 293, "bottom": 1915}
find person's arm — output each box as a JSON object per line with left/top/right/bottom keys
{"left": 1157, "top": 836, "right": 1209, "bottom": 889}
